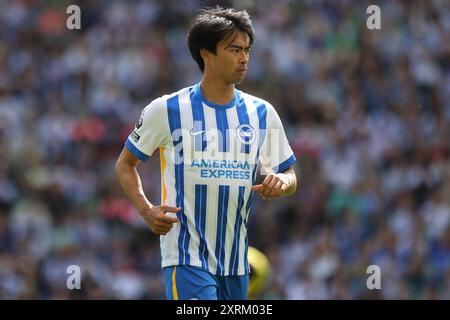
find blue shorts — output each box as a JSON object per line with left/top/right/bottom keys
{"left": 164, "top": 265, "right": 249, "bottom": 300}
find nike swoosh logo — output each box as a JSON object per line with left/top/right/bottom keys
{"left": 190, "top": 128, "right": 208, "bottom": 136}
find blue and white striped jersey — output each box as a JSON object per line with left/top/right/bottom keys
{"left": 125, "top": 83, "right": 296, "bottom": 276}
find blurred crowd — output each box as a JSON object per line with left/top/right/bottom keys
{"left": 1, "top": 0, "right": 449, "bottom": 299}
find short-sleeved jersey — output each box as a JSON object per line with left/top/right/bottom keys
{"left": 125, "top": 83, "right": 296, "bottom": 276}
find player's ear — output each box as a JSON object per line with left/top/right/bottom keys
{"left": 200, "top": 48, "right": 210, "bottom": 64}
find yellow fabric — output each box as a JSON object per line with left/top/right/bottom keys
{"left": 160, "top": 147, "right": 167, "bottom": 204}
{"left": 172, "top": 266, "right": 178, "bottom": 300}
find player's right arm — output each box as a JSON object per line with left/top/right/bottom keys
{"left": 115, "top": 148, "right": 179, "bottom": 235}
{"left": 115, "top": 98, "right": 178, "bottom": 236}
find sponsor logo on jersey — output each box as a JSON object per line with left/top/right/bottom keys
{"left": 130, "top": 130, "right": 140, "bottom": 142}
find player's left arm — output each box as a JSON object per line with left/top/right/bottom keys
{"left": 251, "top": 166, "right": 297, "bottom": 200}
{"left": 252, "top": 101, "right": 298, "bottom": 200}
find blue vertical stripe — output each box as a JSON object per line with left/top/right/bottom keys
{"left": 252, "top": 100, "right": 267, "bottom": 184}
{"left": 255, "top": 101, "right": 267, "bottom": 152}
{"left": 194, "top": 184, "right": 209, "bottom": 270}
{"left": 189, "top": 88, "right": 207, "bottom": 151}
{"left": 215, "top": 109, "right": 229, "bottom": 153}
{"left": 229, "top": 186, "right": 245, "bottom": 275}
{"left": 215, "top": 185, "right": 229, "bottom": 275}
{"left": 244, "top": 234, "right": 249, "bottom": 273}
{"left": 243, "top": 100, "right": 267, "bottom": 273}
{"left": 246, "top": 99, "right": 267, "bottom": 222}
{"left": 235, "top": 93, "right": 251, "bottom": 154}
{"left": 167, "top": 94, "right": 190, "bottom": 265}
{"left": 244, "top": 191, "right": 253, "bottom": 227}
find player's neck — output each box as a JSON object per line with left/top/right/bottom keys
{"left": 199, "top": 78, "right": 235, "bottom": 106}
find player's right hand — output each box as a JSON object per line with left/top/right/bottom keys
{"left": 140, "top": 205, "right": 180, "bottom": 236}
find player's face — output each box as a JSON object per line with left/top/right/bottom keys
{"left": 212, "top": 32, "right": 250, "bottom": 84}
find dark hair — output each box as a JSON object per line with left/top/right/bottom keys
{"left": 187, "top": 7, "right": 255, "bottom": 72}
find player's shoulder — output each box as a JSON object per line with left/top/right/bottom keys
{"left": 142, "top": 86, "right": 192, "bottom": 113}
{"left": 159, "top": 86, "right": 192, "bottom": 103}
{"left": 238, "top": 90, "right": 278, "bottom": 115}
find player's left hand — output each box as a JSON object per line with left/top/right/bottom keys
{"left": 251, "top": 173, "right": 289, "bottom": 200}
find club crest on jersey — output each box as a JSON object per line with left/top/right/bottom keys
{"left": 236, "top": 124, "right": 256, "bottom": 145}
